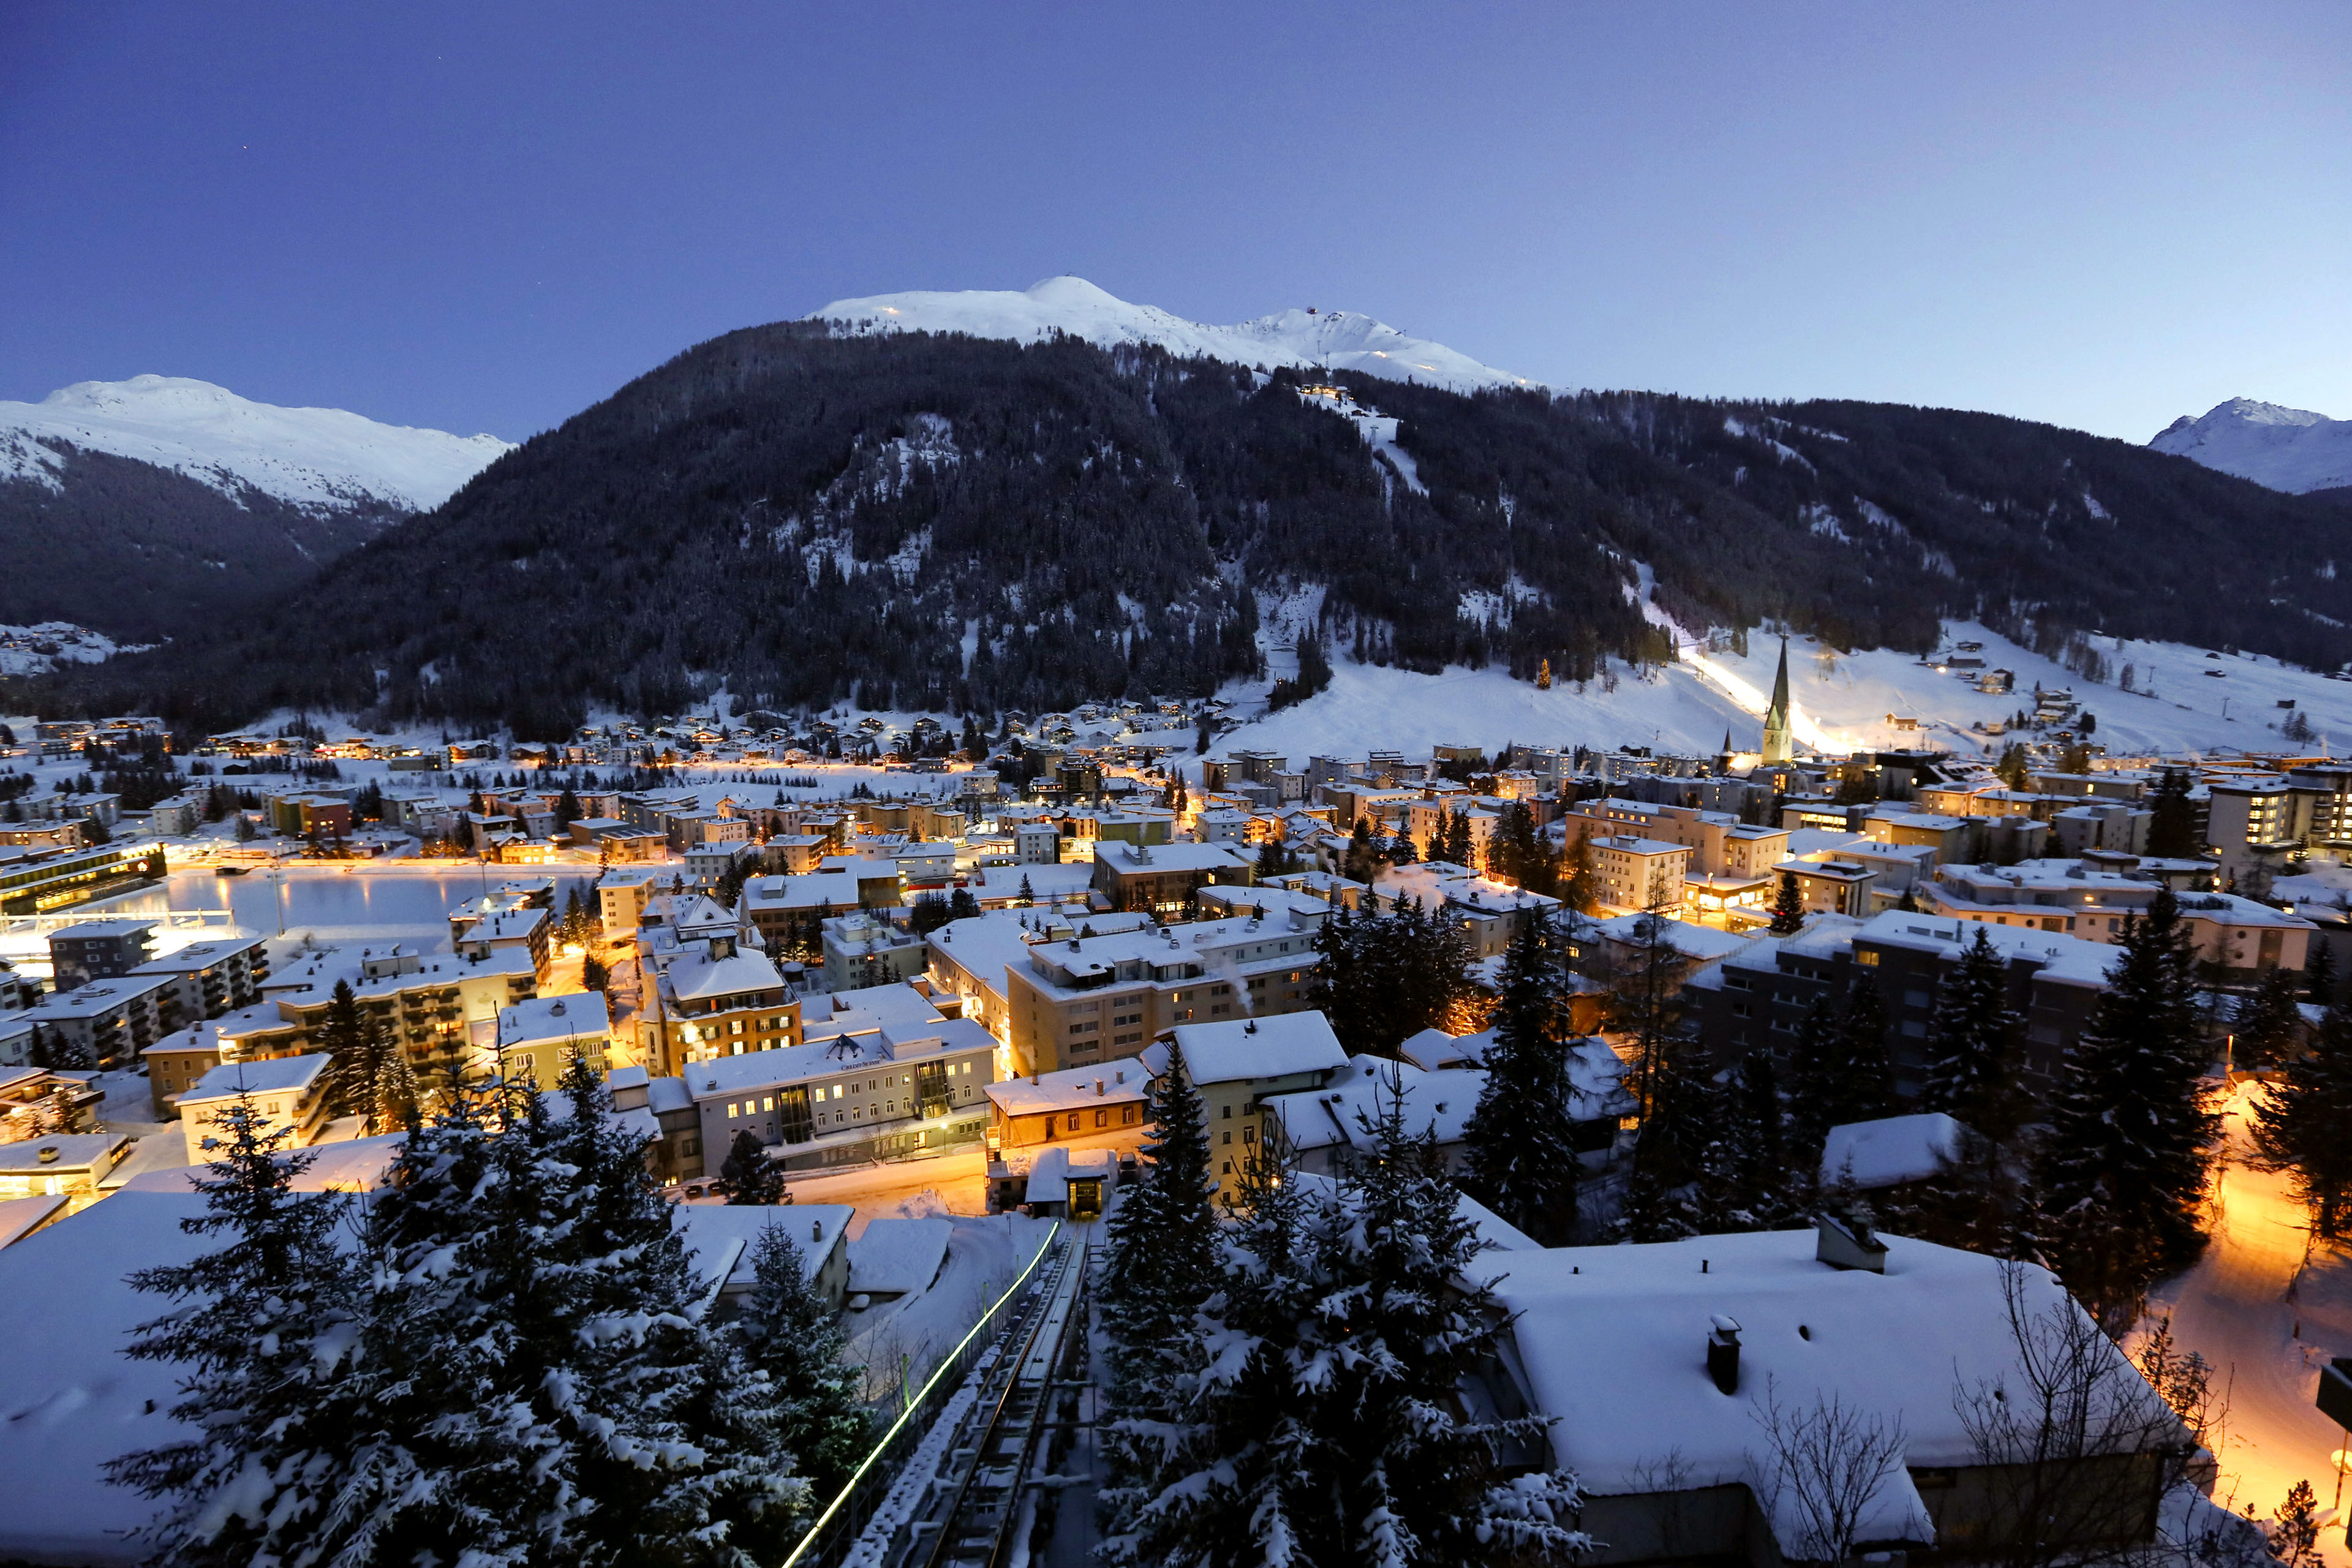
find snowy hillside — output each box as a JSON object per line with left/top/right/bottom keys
{"left": 0, "top": 375, "right": 512, "bottom": 513}
{"left": 2148, "top": 398, "right": 2352, "bottom": 495}
{"left": 1212, "top": 619, "right": 2352, "bottom": 768}
{"left": 810, "top": 276, "right": 1540, "bottom": 395}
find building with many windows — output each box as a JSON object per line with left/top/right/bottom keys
{"left": 1003, "top": 908, "right": 1324, "bottom": 1078}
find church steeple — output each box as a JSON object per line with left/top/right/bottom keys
{"left": 1761, "top": 636, "right": 1794, "bottom": 765}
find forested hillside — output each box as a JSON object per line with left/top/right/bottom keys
{"left": 0, "top": 443, "right": 401, "bottom": 641}
{"left": 23, "top": 324, "right": 2352, "bottom": 735}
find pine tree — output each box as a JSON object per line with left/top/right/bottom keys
{"left": 2036, "top": 889, "right": 2218, "bottom": 1328}
{"left": 1444, "top": 806, "right": 1474, "bottom": 868}
{"left": 1922, "top": 925, "right": 2023, "bottom": 1140}
{"left": 1462, "top": 910, "right": 1583, "bottom": 1244}
{"left": 317, "top": 981, "right": 398, "bottom": 1123}
{"left": 728, "top": 1225, "right": 870, "bottom": 1510}
{"left": 1785, "top": 982, "right": 1892, "bottom": 1161}
{"left": 1768, "top": 869, "right": 1806, "bottom": 934}
{"left": 2145, "top": 767, "right": 2199, "bottom": 858}
{"left": 107, "top": 1096, "right": 366, "bottom": 1564}
{"left": 2230, "top": 964, "right": 2307, "bottom": 1073}
{"left": 2307, "top": 939, "right": 2337, "bottom": 1006}
{"left": 2248, "top": 1003, "right": 2352, "bottom": 1238}
{"left": 1098, "top": 1040, "right": 1219, "bottom": 1422}
{"left": 719, "top": 1128, "right": 786, "bottom": 1204}
{"left": 1101, "top": 1106, "right": 1588, "bottom": 1568}
{"left": 375, "top": 1043, "right": 423, "bottom": 1133}
{"left": 1696, "top": 1049, "right": 1801, "bottom": 1232}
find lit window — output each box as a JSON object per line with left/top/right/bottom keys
{"left": 726, "top": 1102, "right": 738, "bottom": 1117}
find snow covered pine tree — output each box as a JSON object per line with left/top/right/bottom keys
{"left": 1101, "top": 1079, "right": 1589, "bottom": 1568}
{"left": 1463, "top": 909, "right": 1583, "bottom": 1245}
{"left": 2036, "top": 889, "right": 2218, "bottom": 1329}
{"left": 107, "top": 1095, "right": 366, "bottom": 1566}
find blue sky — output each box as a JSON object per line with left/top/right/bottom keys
{"left": 3, "top": 2, "right": 2345, "bottom": 442}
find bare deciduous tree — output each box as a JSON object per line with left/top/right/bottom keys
{"left": 1953, "top": 1263, "right": 2198, "bottom": 1568}
{"left": 1751, "top": 1379, "right": 1910, "bottom": 1563}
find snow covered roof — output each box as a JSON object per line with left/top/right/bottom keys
{"left": 1466, "top": 1231, "right": 2174, "bottom": 1554}
{"left": 0, "top": 1133, "right": 129, "bottom": 1176}
{"left": 0, "top": 1189, "right": 209, "bottom": 1561}
{"left": 1397, "top": 1026, "right": 1492, "bottom": 1072}
{"left": 848, "top": 1216, "right": 952, "bottom": 1297}
{"left": 179, "top": 1053, "right": 330, "bottom": 1104}
{"left": 1262, "top": 1055, "right": 1480, "bottom": 1156}
{"left": 497, "top": 992, "right": 611, "bottom": 1049}
{"left": 665, "top": 946, "right": 786, "bottom": 1006}
{"left": 122, "top": 1132, "right": 406, "bottom": 1193}
{"left": 673, "top": 1204, "right": 853, "bottom": 1300}
{"left": 0, "top": 1192, "right": 64, "bottom": 1250}
{"left": 1172, "top": 1011, "right": 1347, "bottom": 1086}
{"left": 1820, "top": 1113, "right": 1970, "bottom": 1190}
{"left": 985, "top": 1060, "right": 1148, "bottom": 1117}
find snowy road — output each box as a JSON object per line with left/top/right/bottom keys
{"left": 2148, "top": 1085, "right": 2352, "bottom": 1556}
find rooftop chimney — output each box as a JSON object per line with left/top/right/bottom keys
{"left": 1706, "top": 1315, "right": 1741, "bottom": 1394}
{"left": 1815, "top": 1212, "right": 1888, "bottom": 1273}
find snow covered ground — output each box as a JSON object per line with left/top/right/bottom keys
{"left": 811, "top": 276, "right": 1540, "bottom": 394}
{"left": 2151, "top": 398, "right": 2352, "bottom": 496}
{"left": 0, "top": 375, "right": 512, "bottom": 513}
{"left": 2147, "top": 1085, "right": 2352, "bottom": 1559}
{"left": 1208, "top": 618, "right": 2352, "bottom": 767}
{"left": 0, "top": 622, "right": 153, "bottom": 676}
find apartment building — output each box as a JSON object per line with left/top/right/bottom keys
{"left": 178, "top": 1054, "right": 334, "bottom": 1162}
{"left": 125, "top": 935, "right": 270, "bottom": 1033}
{"left": 1920, "top": 858, "right": 2314, "bottom": 974}
{"left": 1590, "top": 835, "right": 1693, "bottom": 915}
{"left": 15, "top": 976, "right": 172, "bottom": 1070}
{"left": 680, "top": 1011, "right": 995, "bottom": 1174}
{"left": 1688, "top": 911, "right": 2113, "bottom": 1101}
{"left": 1152, "top": 1011, "right": 1348, "bottom": 1200}
{"left": 46, "top": 920, "right": 156, "bottom": 989}
{"left": 1087, "top": 839, "right": 1254, "bottom": 916}
{"left": 496, "top": 992, "right": 611, "bottom": 1088}
{"left": 641, "top": 933, "right": 801, "bottom": 1077}
{"left": 1003, "top": 908, "right": 1325, "bottom": 1077}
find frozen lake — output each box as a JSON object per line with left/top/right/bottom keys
{"left": 99, "top": 866, "right": 601, "bottom": 948}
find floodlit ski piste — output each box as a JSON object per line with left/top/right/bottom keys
{"left": 6, "top": 292, "right": 2352, "bottom": 1568}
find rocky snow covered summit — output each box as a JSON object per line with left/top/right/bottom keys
{"left": 0, "top": 377, "right": 514, "bottom": 642}
{"left": 0, "top": 375, "right": 512, "bottom": 514}
{"left": 812, "top": 275, "right": 1540, "bottom": 396}
{"left": 2148, "top": 397, "right": 2352, "bottom": 496}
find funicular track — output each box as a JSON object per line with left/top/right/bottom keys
{"left": 883, "top": 1234, "right": 1088, "bottom": 1568}
{"left": 780, "top": 1226, "right": 1087, "bottom": 1568}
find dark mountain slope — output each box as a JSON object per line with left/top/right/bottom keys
{"left": 25, "top": 325, "right": 2352, "bottom": 734}
{"left": 0, "top": 443, "right": 399, "bottom": 641}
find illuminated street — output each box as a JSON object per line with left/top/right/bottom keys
{"left": 2150, "top": 1083, "right": 2352, "bottom": 1555}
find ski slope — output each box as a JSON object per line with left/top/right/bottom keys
{"left": 0, "top": 375, "right": 513, "bottom": 513}
{"left": 1210, "top": 620, "right": 2352, "bottom": 766}
{"left": 810, "top": 276, "right": 1541, "bottom": 395}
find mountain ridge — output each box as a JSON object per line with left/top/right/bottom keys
{"left": 811, "top": 276, "right": 1542, "bottom": 396}
{"left": 24, "top": 320, "right": 2352, "bottom": 737}
{"left": 0, "top": 376, "right": 515, "bottom": 641}
{"left": 2148, "top": 396, "right": 2352, "bottom": 495}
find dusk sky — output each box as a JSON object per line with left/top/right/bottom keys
{"left": 4, "top": 2, "right": 2345, "bottom": 443}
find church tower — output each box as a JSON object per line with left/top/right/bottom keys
{"left": 1760, "top": 637, "right": 1794, "bottom": 765}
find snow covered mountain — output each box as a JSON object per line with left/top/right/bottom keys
{"left": 2148, "top": 397, "right": 2352, "bottom": 495}
{"left": 811, "top": 276, "right": 1541, "bottom": 396}
{"left": 0, "top": 375, "right": 512, "bottom": 514}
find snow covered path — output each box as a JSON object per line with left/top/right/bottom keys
{"left": 2148, "top": 1085, "right": 2352, "bottom": 1554}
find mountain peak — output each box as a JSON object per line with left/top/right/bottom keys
{"left": 0, "top": 375, "right": 513, "bottom": 513}
{"left": 808, "top": 276, "right": 1543, "bottom": 396}
{"left": 2148, "top": 396, "right": 2352, "bottom": 494}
